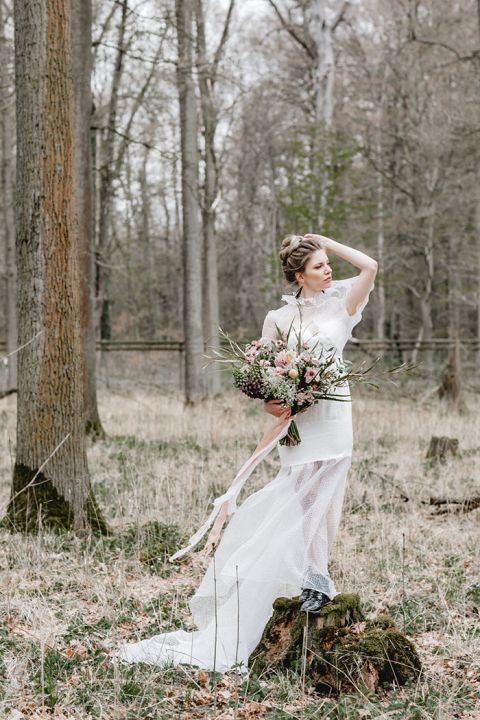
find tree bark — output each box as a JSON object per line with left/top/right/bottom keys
{"left": 71, "top": 0, "right": 105, "bottom": 438}
{"left": 3, "top": 0, "right": 107, "bottom": 534}
{"left": 0, "top": 3, "right": 17, "bottom": 393}
{"left": 176, "top": 0, "right": 204, "bottom": 403}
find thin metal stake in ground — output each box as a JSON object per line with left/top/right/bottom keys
{"left": 401, "top": 531, "right": 406, "bottom": 633}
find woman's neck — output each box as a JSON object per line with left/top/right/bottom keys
{"left": 299, "top": 287, "right": 325, "bottom": 299}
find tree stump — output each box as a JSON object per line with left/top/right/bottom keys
{"left": 426, "top": 436, "right": 459, "bottom": 464}
{"left": 249, "top": 594, "right": 421, "bottom": 695}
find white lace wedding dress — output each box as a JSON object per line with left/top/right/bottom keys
{"left": 112, "top": 274, "right": 374, "bottom": 675}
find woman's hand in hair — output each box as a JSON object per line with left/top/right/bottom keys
{"left": 303, "top": 233, "right": 330, "bottom": 249}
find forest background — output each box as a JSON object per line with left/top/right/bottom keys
{"left": 0, "top": 0, "right": 479, "bottom": 718}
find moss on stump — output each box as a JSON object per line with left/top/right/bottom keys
{"left": 0, "top": 463, "right": 109, "bottom": 535}
{"left": 249, "top": 593, "right": 421, "bottom": 695}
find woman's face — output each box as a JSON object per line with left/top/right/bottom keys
{"left": 296, "top": 249, "right": 332, "bottom": 292}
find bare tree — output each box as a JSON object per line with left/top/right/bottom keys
{"left": 176, "top": 0, "right": 204, "bottom": 403}
{"left": 94, "top": 0, "right": 164, "bottom": 342}
{"left": 195, "top": 0, "right": 236, "bottom": 395}
{"left": 95, "top": 0, "right": 129, "bottom": 342}
{"left": 267, "top": 0, "right": 351, "bottom": 223}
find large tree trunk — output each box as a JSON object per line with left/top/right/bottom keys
{"left": 3, "top": 0, "right": 107, "bottom": 534}
{"left": 176, "top": 0, "right": 204, "bottom": 404}
{"left": 0, "top": 4, "right": 17, "bottom": 393}
{"left": 72, "top": 0, "right": 104, "bottom": 439}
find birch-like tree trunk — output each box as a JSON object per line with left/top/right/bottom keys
{"left": 267, "top": 0, "right": 348, "bottom": 225}
{"left": 0, "top": 4, "right": 17, "bottom": 393}
{"left": 310, "top": 0, "right": 349, "bottom": 225}
{"left": 72, "top": 0, "right": 104, "bottom": 438}
{"left": 3, "top": 0, "right": 106, "bottom": 533}
{"left": 176, "top": 0, "right": 204, "bottom": 403}
{"left": 195, "top": 0, "right": 235, "bottom": 396}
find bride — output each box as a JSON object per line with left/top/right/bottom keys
{"left": 112, "top": 233, "right": 377, "bottom": 675}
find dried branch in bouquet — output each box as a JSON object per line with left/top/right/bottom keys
{"left": 201, "top": 325, "right": 419, "bottom": 447}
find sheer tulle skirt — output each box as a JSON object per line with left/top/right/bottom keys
{"left": 112, "top": 453, "right": 352, "bottom": 674}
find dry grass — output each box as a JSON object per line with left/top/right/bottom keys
{"left": 0, "top": 384, "right": 479, "bottom": 719}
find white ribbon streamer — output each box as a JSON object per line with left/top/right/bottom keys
{"left": 168, "top": 419, "right": 291, "bottom": 562}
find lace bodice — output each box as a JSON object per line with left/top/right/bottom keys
{"left": 261, "top": 274, "right": 374, "bottom": 358}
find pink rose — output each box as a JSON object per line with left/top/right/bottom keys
{"left": 305, "top": 367, "right": 319, "bottom": 384}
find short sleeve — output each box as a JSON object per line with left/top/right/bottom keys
{"left": 332, "top": 274, "right": 375, "bottom": 333}
{"left": 261, "top": 310, "right": 279, "bottom": 342}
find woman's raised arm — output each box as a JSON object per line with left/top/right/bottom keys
{"left": 303, "top": 233, "right": 377, "bottom": 317}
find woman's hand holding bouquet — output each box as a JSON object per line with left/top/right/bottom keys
{"left": 205, "top": 323, "right": 415, "bottom": 447}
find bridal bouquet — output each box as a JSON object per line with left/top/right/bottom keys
{"left": 207, "top": 325, "right": 382, "bottom": 446}
{"left": 233, "top": 338, "right": 349, "bottom": 445}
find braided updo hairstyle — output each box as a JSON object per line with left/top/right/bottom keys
{"left": 279, "top": 234, "right": 326, "bottom": 286}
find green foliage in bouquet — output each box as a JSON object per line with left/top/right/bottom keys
{"left": 204, "top": 317, "right": 417, "bottom": 447}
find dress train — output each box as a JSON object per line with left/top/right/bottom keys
{"left": 112, "top": 454, "right": 351, "bottom": 674}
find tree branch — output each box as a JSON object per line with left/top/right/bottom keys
{"left": 212, "top": 0, "right": 236, "bottom": 79}
{"left": 266, "top": 0, "right": 315, "bottom": 59}
{"left": 331, "top": 0, "right": 350, "bottom": 33}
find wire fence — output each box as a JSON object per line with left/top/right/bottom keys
{"left": 1, "top": 339, "right": 478, "bottom": 395}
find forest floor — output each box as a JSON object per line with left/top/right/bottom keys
{"left": 0, "top": 384, "right": 479, "bottom": 719}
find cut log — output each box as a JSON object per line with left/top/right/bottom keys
{"left": 426, "top": 436, "right": 459, "bottom": 463}
{"left": 426, "top": 496, "right": 480, "bottom": 515}
{"left": 249, "top": 594, "right": 422, "bottom": 695}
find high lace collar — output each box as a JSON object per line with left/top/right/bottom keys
{"left": 281, "top": 286, "right": 332, "bottom": 307}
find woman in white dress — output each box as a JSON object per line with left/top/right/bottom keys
{"left": 113, "top": 233, "right": 377, "bottom": 675}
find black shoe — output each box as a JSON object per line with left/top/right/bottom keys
{"left": 300, "top": 590, "right": 330, "bottom": 614}
{"left": 299, "top": 587, "right": 314, "bottom": 604}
